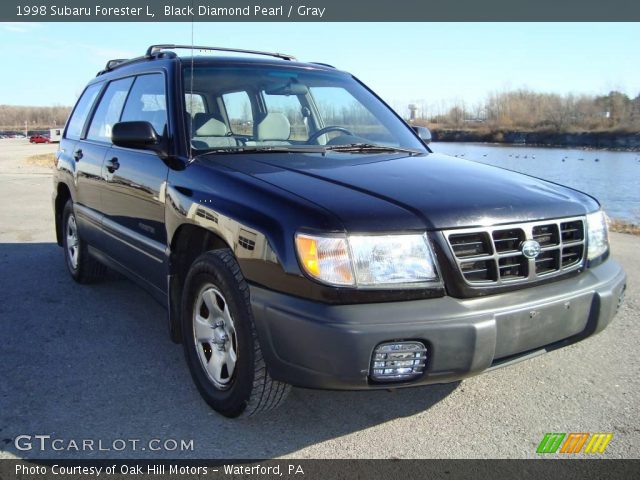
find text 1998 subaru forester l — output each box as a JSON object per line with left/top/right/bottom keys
{"left": 53, "top": 45, "right": 627, "bottom": 417}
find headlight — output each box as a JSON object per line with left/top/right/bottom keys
{"left": 295, "top": 233, "right": 439, "bottom": 287}
{"left": 586, "top": 210, "right": 609, "bottom": 261}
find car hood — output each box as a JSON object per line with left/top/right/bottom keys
{"left": 203, "top": 151, "right": 599, "bottom": 231}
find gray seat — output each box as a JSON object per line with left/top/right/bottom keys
{"left": 254, "top": 113, "right": 291, "bottom": 145}
{"left": 191, "top": 113, "right": 237, "bottom": 148}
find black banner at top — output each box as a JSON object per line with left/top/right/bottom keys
{"left": 1, "top": 0, "right": 640, "bottom": 21}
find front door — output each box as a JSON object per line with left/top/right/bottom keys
{"left": 100, "top": 73, "right": 170, "bottom": 294}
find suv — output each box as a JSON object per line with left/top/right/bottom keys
{"left": 53, "top": 45, "right": 626, "bottom": 418}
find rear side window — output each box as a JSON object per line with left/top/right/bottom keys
{"left": 185, "top": 93, "right": 206, "bottom": 118}
{"left": 222, "top": 91, "right": 253, "bottom": 135}
{"left": 87, "top": 77, "right": 134, "bottom": 142}
{"left": 65, "top": 83, "right": 102, "bottom": 140}
{"left": 121, "top": 74, "right": 168, "bottom": 136}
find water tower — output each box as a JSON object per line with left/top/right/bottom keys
{"left": 408, "top": 103, "right": 418, "bottom": 123}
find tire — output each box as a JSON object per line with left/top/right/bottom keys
{"left": 62, "top": 199, "right": 106, "bottom": 283}
{"left": 181, "top": 249, "right": 290, "bottom": 417}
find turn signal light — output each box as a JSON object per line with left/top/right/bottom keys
{"left": 294, "top": 234, "right": 354, "bottom": 286}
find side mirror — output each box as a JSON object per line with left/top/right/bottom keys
{"left": 411, "top": 126, "right": 432, "bottom": 144}
{"left": 112, "top": 121, "right": 163, "bottom": 153}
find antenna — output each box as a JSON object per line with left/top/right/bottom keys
{"left": 188, "top": 3, "right": 194, "bottom": 160}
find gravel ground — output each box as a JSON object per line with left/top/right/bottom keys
{"left": 0, "top": 139, "right": 637, "bottom": 459}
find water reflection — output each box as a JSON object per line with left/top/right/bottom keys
{"left": 432, "top": 142, "right": 640, "bottom": 223}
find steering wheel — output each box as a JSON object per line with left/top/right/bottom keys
{"left": 307, "top": 126, "right": 354, "bottom": 144}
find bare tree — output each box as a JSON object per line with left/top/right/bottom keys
{"left": 0, "top": 105, "right": 72, "bottom": 129}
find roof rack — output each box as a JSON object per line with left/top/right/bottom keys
{"left": 97, "top": 45, "right": 297, "bottom": 76}
{"left": 96, "top": 51, "right": 177, "bottom": 76}
{"left": 105, "top": 59, "right": 128, "bottom": 69}
{"left": 145, "top": 44, "right": 297, "bottom": 61}
{"left": 309, "top": 62, "right": 336, "bottom": 69}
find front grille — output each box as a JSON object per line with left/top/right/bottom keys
{"left": 444, "top": 217, "right": 586, "bottom": 286}
{"left": 448, "top": 232, "right": 491, "bottom": 257}
{"left": 532, "top": 223, "right": 559, "bottom": 246}
{"left": 493, "top": 228, "right": 525, "bottom": 253}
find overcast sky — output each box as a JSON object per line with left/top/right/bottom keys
{"left": 1, "top": 22, "right": 638, "bottom": 109}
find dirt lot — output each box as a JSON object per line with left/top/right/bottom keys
{"left": 0, "top": 138, "right": 638, "bottom": 459}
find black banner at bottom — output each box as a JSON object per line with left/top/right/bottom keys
{"left": 1, "top": 459, "right": 639, "bottom": 480}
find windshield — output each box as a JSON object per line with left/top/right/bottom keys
{"left": 182, "top": 64, "right": 426, "bottom": 154}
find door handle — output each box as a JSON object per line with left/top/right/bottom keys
{"left": 106, "top": 157, "right": 120, "bottom": 173}
{"left": 73, "top": 149, "right": 83, "bottom": 162}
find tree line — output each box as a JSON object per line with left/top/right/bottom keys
{"left": 410, "top": 90, "right": 640, "bottom": 132}
{"left": 0, "top": 105, "right": 71, "bottom": 130}
{"left": 3, "top": 89, "right": 640, "bottom": 133}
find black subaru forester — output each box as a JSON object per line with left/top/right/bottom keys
{"left": 53, "top": 45, "right": 627, "bottom": 417}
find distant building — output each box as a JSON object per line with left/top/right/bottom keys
{"left": 49, "top": 128, "right": 62, "bottom": 143}
{"left": 408, "top": 104, "right": 418, "bottom": 122}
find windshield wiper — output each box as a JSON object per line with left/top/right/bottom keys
{"left": 323, "top": 143, "right": 423, "bottom": 155}
{"left": 192, "top": 143, "right": 423, "bottom": 160}
{"left": 194, "top": 145, "right": 327, "bottom": 157}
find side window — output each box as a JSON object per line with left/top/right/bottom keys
{"left": 65, "top": 83, "right": 102, "bottom": 140}
{"left": 185, "top": 93, "right": 206, "bottom": 118}
{"left": 121, "top": 74, "right": 168, "bottom": 136}
{"left": 87, "top": 77, "right": 133, "bottom": 142}
{"left": 222, "top": 91, "right": 253, "bottom": 136}
{"left": 263, "top": 93, "right": 307, "bottom": 140}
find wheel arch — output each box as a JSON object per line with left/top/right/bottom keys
{"left": 167, "top": 223, "right": 232, "bottom": 344}
{"left": 54, "top": 182, "right": 73, "bottom": 246}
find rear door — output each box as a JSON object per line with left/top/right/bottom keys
{"left": 61, "top": 82, "right": 103, "bottom": 245}
{"left": 75, "top": 77, "right": 134, "bottom": 248}
{"left": 100, "top": 73, "right": 170, "bottom": 293}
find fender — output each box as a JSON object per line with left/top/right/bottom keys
{"left": 163, "top": 159, "right": 346, "bottom": 343}
{"left": 165, "top": 159, "right": 345, "bottom": 283}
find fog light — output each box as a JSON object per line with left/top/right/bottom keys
{"left": 370, "top": 341, "right": 428, "bottom": 382}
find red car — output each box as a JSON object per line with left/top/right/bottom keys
{"left": 29, "top": 134, "right": 50, "bottom": 144}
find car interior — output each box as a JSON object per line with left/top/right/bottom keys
{"left": 182, "top": 65, "right": 404, "bottom": 152}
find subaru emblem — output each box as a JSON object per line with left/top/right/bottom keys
{"left": 521, "top": 240, "right": 541, "bottom": 259}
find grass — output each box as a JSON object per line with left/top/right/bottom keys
{"left": 25, "top": 152, "right": 56, "bottom": 168}
{"left": 609, "top": 219, "right": 640, "bottom": 235}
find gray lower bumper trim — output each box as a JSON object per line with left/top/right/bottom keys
{"left": 250, "top": 258, "right": 626, "bottom": 390}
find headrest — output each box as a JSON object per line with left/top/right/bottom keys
{"left": 257, "top": 113, "right": 290, "bottom": 141}
{"left": 193, "top": 113, "right": 229, "bottom": 136}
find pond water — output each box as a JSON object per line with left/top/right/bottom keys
{"left": 431, "top": 142, "right": 640, "bottom": 223}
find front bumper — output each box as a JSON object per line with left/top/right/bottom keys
{"left": 250, "top": 258, "right": 626, "bottom": 390}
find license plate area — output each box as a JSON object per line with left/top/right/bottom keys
{"left": 493, "top": 292, "right": 594, "bottom": 359}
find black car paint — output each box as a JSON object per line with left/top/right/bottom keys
{"left": 53, "top": 55, "right": 610, "bottom": 380}
{"left": 205, "top": 151, "right": 600, "bottom": 230}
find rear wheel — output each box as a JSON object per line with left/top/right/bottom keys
{"left": 62, "top": 200, "right": 106, "bottom": 283}
{"left": 181, "top": 249, "right": 290, "bottom": 417}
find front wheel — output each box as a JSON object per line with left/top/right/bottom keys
{"left": 181, "top": 250, "right": 290, "bottom": 417}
